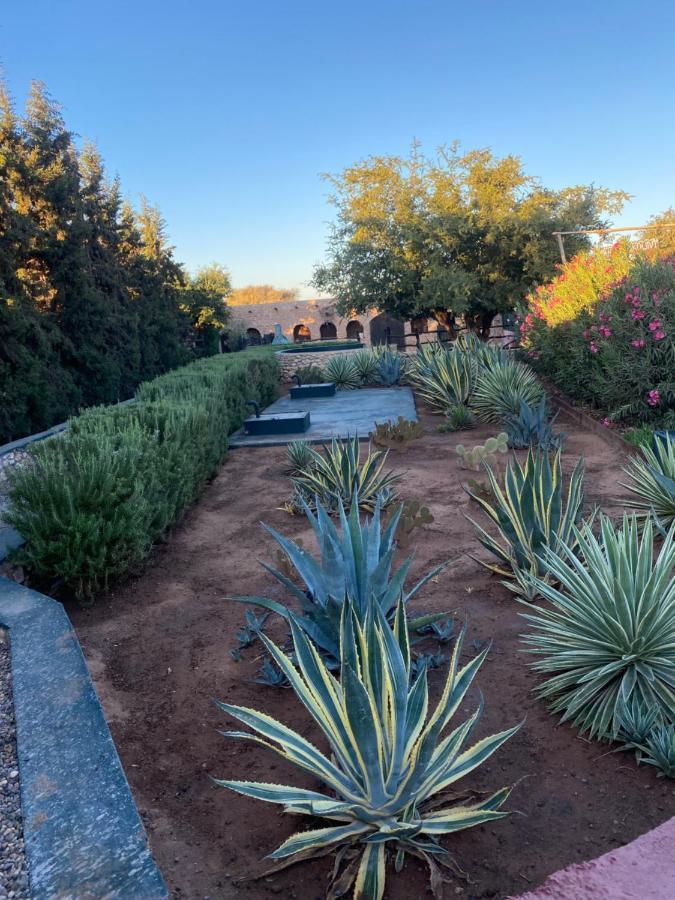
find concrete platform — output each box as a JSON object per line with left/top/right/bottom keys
{"left": 229, "top": 386, "right": 417, "bottom": 447}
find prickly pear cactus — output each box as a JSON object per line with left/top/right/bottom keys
{"left": 455, "top": 432, "right": 508, "bottom": 470}
{"left": 385, "top": 499, "right": 434, "bottom": 549}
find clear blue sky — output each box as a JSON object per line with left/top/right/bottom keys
{"left": 2, "top": 1, "right": 673, "bottom": 297}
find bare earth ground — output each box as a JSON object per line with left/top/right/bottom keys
{"left": 69, "top": 405, "right": 675, "bottom": 900}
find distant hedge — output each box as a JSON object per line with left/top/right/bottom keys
{"left": 6, "top": 348, "right": 278, "bottom": 601}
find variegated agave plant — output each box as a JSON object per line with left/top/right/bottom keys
{"left": 215, "top": 601, "right": 520, "bottom": 899}
{"left": 290, "top": 435, "right": 401, "bottom": 513}
{"left": 406, "top": 344, "right": 475, "bottom": 414}
{"left": 521, "top": 515, "right": 675, "bottom": 741}
{"left": 230, "top": 494, "right": 446, "bottom": 662}
{"left": 619, "top": 434, "right": 675, "bottom": 529}
{"left": 467, "top": 448, "right": 587, "bottom": 601}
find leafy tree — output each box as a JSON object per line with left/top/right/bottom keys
{"left": 313, "top": 142, "right": 629, "bottom": 337}
{"left": 228, "top": 284, "right": 298, "bottom": 305}
{"left": 0, "top": 78, "right": 228, "bottom": 443}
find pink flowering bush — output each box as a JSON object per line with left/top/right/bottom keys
{"left": 521, "top": 256, "right": 675, "bottom": 423}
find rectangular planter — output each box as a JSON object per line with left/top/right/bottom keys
{"left": 244, "top": 411, "right": 310, "bottom": 435}
{"left": 289, "top": 383, "right": 336, "bottom": 399}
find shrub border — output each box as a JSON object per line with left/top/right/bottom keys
{"left": 0, "top": 576, "right": 167, "bottom": 898}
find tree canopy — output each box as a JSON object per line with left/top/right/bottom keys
{"left": 313, "top": 142, "right": 629, "bottom": 336}
{"left": 228, "top": 284, "right": 298, "bottom": 306}
{"left": 0, "top": 80, "right": 229, "bottom": 442}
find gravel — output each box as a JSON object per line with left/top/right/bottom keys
{"left": 0, "top": 632, "right": 29, "bottom": 899}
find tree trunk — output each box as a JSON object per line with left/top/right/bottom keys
{"left": 431, "top": 309, "right": 457, "bottom": 340}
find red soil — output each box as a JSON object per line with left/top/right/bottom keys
{"left": 69, "top": 406, "right": 675, "bottom": 899}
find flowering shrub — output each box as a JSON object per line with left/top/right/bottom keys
{"left": 522, "top": 241, "right": 633, "bottom": 331}
{"left": 521, "top": 255, "right": 675, "bottom": 424}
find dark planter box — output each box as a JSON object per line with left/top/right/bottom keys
{"left": 244, "top": 411, "right": 310, "bottom": 435}
{"left": 653, "top": 430, "right": 675, "bottom": 453}
{"left": 290, "top": 383, "right": 336, "bottom": 399}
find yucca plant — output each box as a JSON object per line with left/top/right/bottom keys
{"left": 324, "top": 355, "right": 361, "bottom": 390}
{"left": 439, "top": 404, "right": 476, "bottom": 432}
{"left": 407, "top": 346, "right": 475, "bottom": 414}
{"left": 373, "top": 346, "right": 405, "bottom": 385}
{"left": 620, "top": 434, "right": 675, "bottom": 529}
{"left": 215, "top": 601, "right": 520, "bottom": 899}
{"left": 286, "top": 439, "right": 314, "bottom": 474}
{"left": 520, "top": 515, "right": 675, "bottom": 740}
{"left": 351, "top": 349, "right": 380, "bottom": 385}
{"left": 467, "top": 449, "right": 586, "bottom": 600}
{"left": 290, "top": 435, "right": 401, "bottom": 512}
{"left": 471, "top": 358, "right": 543, "bottom": 423}
{"left": 641, "top": 722, "right": 675, "bottom": 777}
{"left": 230, "top": 494, "right": 446, "bottom": 662}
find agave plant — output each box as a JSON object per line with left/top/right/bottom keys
{"left": 407, "top": 345, "right": 475, "bottom": 414}
{"left": 215, "top": 601, "right": 520, "bottom": 899}
{"left": 618, "top": 694, "right": 663, "bottom": 757}
{"left": 467, "top": 449, "right": 586, "bottom": 600}
{"left": 470, "top": 358, "right": 543, "bottom": 423}
{"left": 620, "top": 434, "right": 675, "bottom": 529}
{"left": 505, "top": 396, "right": 565, "bottom": 451}
{"left": 290, "top": 435, "right": 401, "bottom": 512}
{"left": 230, "top": 493, "right": 446, "bottom": 662}
{"left": 641, "top": 722, "right": 675, "bottom": 777}
{"left": 286, "top": 439, "right": 314, "bottom": 474}
{"left": 324, "top": 355, "right": 361, "bottom": 390}
{"left": 373, "top": 346, "right": 405, "bottom": 385}
{"left": 520, "top": 515, "right": 675, "bottom": 740}
{"left": 351, "top": 349, "right": 380, "bottom": 385}
{"left": 439, "top": 404, "right": 476, "bottom": 432}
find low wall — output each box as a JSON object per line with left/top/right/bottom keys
{"left": 276, "top": 346, "right": 363, "bottom": 380}
{"left": 0, "top": 577, "right": 167, "bottom": 898}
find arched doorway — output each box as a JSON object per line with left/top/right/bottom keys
{"left": 293, "top": 323, "right": 311, "bottom": 343}
{"left": 320, "top": 321, "right": 337, "bottom": 340}
{"left": 246, "top": 327, "right": 262, "bottom": 345}
{"left": 410, "top": 316, "right": 429, "bottom": 334}
{"left": 369, "top": 313, "right": 405, "bottom": 349}
{"left": 346, "top": 320, "right": 364, "bottom": 341}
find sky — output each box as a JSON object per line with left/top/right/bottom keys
{"left": 2, "top": 1, "right": 674, "bottom": 298}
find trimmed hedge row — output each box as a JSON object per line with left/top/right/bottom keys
{"left": 6, "top": 348, "right": 279, "bottom": 601}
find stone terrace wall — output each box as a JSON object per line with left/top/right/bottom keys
{"left": 229, "top": 299, "right": 378, "bottom": 345}
{"left": 276, "top": 346, "right": 363, "bottom": 380}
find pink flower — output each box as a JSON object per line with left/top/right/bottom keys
{"left": 647, "top": 389, "right": 661, "bottom": 407}
{"left": 598, "top": 326, "right": 612, "bottom": 338}
{"left": 589, "top": 341, "right": 599, "bottom": 353}
{"left": 653, "top": 330, "right": 666, "bottom": 341}
{"left": 648, "top": 319, "right": 662, "bottom": 331}
{"left": 631, "top": 309, "right": 646, "bottom": 320}
{"left": 631, "top": 338, "right": 645, "bottom": 349}
{"left": 601, "top": 417, "right": 613, "bottom": 428}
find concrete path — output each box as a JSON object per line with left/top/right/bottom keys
{"left": 229, "top": 386, "right": 417, "bottom": 447}
{"left": 514, "top": 815, "right": 675, "bottom": 900}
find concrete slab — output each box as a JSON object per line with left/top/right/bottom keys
{"left": 513, "top": 815, "right": 675, "bottom": 900}
{"left": 229, "top": 386, "right": 417, "bottom": 447}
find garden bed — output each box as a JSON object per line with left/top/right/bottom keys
{"left": 66, "top": 405, "right": 674, "bottom": 899}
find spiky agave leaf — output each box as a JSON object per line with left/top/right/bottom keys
{"left": 470, "top": 357, "right": 543, "bottom": 423}
{"left": 324, "top": 355, "right": 361, "bottom": 390}
{"left": 466, "top": 448, "right": 587, "bottom": 600}
{"left": 520, "top": 515, "right": 675, "bottom": 741}
{"left": 351, "top": 350, "right": 380, "bottom": 385}
{"left": 641, "top": 721, "right": 675, "bottom": 777}
{"left": 215, "top": 601, "right": 519, "bottom": 899}
{"left": 290, "top": 435, "right": 401, "bottom": 513}
{"left": 229, "top": 493, "right": 447, "bottom": 662}
{"left": 406, "top": 345, "right": 476, "bottom": 414}
{"left": 619, "top": 435, "right": 675, "bottom": 528}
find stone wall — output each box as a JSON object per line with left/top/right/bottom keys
{"left": 276, "top": 346, "right": 363, "bottom": 380}
{"left": 228, "top": 299, "right": 378, "bottom": 346}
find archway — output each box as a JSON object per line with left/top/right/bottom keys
{"left": 293, "top": 323, "right": 311, "bottom": 343}
{"left": 369, "top": 312, "right": 405, "bottom": 349}
{"left": 320, "top": 321, "right": 337, "bottom": 340}
{"left": 246, "top": 327, "right": 262, "bottom": 345}
{"left": 346, "top": 320, "right": 364, "bottom": 341}
{"left": 410, "top": 316, "right": 429, "bottom": 334}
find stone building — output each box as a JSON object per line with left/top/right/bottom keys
{"left": 225, "top": 297, "right": 513, "bottom": 349}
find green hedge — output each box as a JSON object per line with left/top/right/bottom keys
{"left": 6, "top": 348, "right": 279, "bottom": 601}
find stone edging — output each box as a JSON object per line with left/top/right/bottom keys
{"left": 547, "top": 390, "right": 636, "bottom": 455}
{"left": 0, "top": 577, "right": 167, "bottom": 899}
